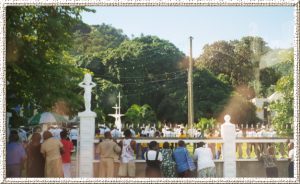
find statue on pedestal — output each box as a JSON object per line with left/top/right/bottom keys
{"left": 79, "top": 73, "right": 96, "bottom": 112}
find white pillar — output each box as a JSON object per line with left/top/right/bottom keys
{"left": 78, "top": 111, "right": 96, "bottom": 177}
{"left": 6, "top": 112, "right": 12, "bottom": 142}
{"left": 221, "top": 114, "right": 236, "bottom": 177}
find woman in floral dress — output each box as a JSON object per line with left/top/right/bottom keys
{"left": 160, "top": 142, "right": 176, "bottom": 177}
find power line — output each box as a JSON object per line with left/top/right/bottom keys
{"left": 94, "top": 69, "right": 187, "bottom": 80}
{"left": 117, "top": 76, "right": 186, "bottom": 85}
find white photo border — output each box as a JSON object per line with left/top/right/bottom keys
{"left": 0, "top": 0, "right": 299, "bottom": 183}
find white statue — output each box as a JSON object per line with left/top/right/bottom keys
{"left": 79, "top": 74, "right": 96, "bottom": 112}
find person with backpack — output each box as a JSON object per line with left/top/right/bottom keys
{"left": 144, "top": 141, "right": 162, "bottom": 177}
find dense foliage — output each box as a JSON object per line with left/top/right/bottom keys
{"left": 6, "top": 7, "right": 93, "bottom": 115}
{"left": 6, "top": 7, "right": 293, "bottom": 133}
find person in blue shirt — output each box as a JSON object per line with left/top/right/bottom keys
{"left": 172, "top": 140, "right": 190, "bottom": 177}
{"left": 7, "top": 130, "right": 27, "bottom": 177}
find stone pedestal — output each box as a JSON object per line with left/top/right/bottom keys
{"left": 221, "top": 115, "right": 236, "bottom": 177}
{"left": 78, "top": 111, "right": 97, "bottom": 177}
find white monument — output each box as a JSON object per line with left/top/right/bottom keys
{"left": 78, "top": 73, "right": 96, "bottom": 112}
{"left": 78, "top": 73, "right": 97, "bottom": 177}
{"left": 108, "top": 92, "right": 124, "bottom": 131}
{"left": 221, "top": 114, "right": 236, "bottom": 177}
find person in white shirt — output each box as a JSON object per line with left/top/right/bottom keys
{"left": 69, "top": 127, "right": 78, "bottom": 148}
{"left": 194, "top": 129, "right": 202, "bottom": 138}
{"left": 18, "top": 128, "right": 28, "bottom": 143}
{"left": 118, "top": 129, "right": 136, "bottom": 177}
{"left": 140, "top": 127, "right": 146, "bottom": 137}
{"left": 164, "top": 128, "right": 171, "bottom": 137}
{"left": 99, "top": 125, "right": 106, "bottom": 135}
{"left": 149, "top": 128, "right": 155, "bottom": 137}
{"left": 129, "top": 127, "right": 136, "bottom": 137}
{"left": 53, "top": 128, "right": 62, "bottom": 140}
{"left": 144, "top": 141, "right": 162, "bottom": 177}
{"left": 193, "top": 142, "right": 216, "bottom": 177}
{"left": 111, "top": 126, "right": 121, "bottom": 138}
{"left": 144, "top": 126, "right": 150, "bottom": 137}
{"left": 268, "top": 128, "right": 277, "bottom": 138}
{"left": 104, "top": 126, "right": 111, "bottom": 133}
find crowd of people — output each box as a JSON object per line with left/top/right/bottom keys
{"left": 6, "top": 123, "right": 294, "bottom": 178}
{"left": 6, "top": 127, "right": 75, "bottom": 178}
{"left": 95, "top": 123, "right": 280, "bottom": 140}
{"left": 97, "top": 127, "right": 294, "bottom": 177}
{"left": 95, "top": 129, "right": 217, "bottom": 178}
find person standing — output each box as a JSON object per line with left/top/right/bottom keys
{"left": 6, "top": 130, "right": 26, "bottom": 177}
{"left": 172, "top": 140, "right": 190, "bottom": 177}
{"left": 95, "top": 131, "right": 121, "bottom": 177}
{"left": 69, "top": 126, "right": 78, "bottom": 150}
{"left": 288, "top": 142, "right": 294, "bottom": 177}
{"left": 111, "top": 126, "right": 121, "bottom": 139}
{"left": 160, "top": 142, "right": 176, "bottom": 177}
{"left": 129, "top": 126, "right": 136, "bottom": 137}
{"left": 118, "top": 129, "right": 136, "bottom": 177}
{"left": 193, "top": 142, "right": 216, "bottom": 177}
{"left": 258, "top": 146, "right": 278, "bottom": 177}
{"left": 26, "top": 132, "right": 45, "bottom": 177}
{"left": 41, "top": 131, "right": 64, "bottom": 177}
{"left": 60, "top": 129, "right": 74, "bottom": 177}
{"left": 178, "top": 130, "right": 187, "bottom": 138}
{"left": 144, "top": 141, "right": 162, "bottom": 177}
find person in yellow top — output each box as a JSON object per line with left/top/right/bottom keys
{"left": 178, "top": 130, "right": 187, "bottom": 138}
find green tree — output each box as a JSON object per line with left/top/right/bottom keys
{"left": 100, "top": 35, "right": 185, "bottom": 110}
{"left": 259, "top": 67, "right": 281, "bottom": 96}
{"left": 193, "top": 67, "right": 233, "bottom": 119}
{"left": 71, "top": 23, "right": 128, "bottom": 58}
{"left": 195, "top": 117, "right": 217, "bottom": 137}
{"left": 6, "top": 6, "right": 93, "bottom": 115}
{"left": 269, "top": 74, "right": 293, "bottom": 136}
{"left": 124, "top": 104, "right": 157, "bottom": 127}
{"left": 196, "top": 36, "right": 269, "bottom": 88}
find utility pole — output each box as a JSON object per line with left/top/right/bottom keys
{"left": 187, "top": 36, "right": 194, "bottom": 129}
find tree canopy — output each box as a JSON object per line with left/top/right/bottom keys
{"left": 7, "top": 7, "right": 293, "bottom": 133}
{"left": 6, "top": 6, "right": 94, "bottom": 115}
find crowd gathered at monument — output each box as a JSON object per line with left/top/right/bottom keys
{"left": 6, "top": 122, "right": 294, "bottom": 178}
